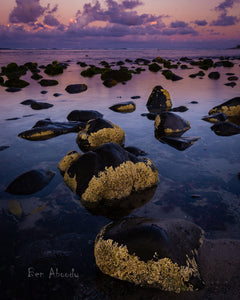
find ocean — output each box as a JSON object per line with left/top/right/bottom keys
{"left": 0, "top": 48, "right": 239, "bottom": 299}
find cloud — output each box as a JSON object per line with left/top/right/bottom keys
{"left": 215, "top": 0, "right": 240, "bottom": 12}
{"left": 170, "top": 21, "right": 188, "bottom": 28}
{"left": 43, "top": 15, "right": 60, "bottom": 27}
{"left": 122, "top": 0, "right": 143, "bottom": 9}
{"left": 9, "top": 0, "right": 58, "bottom": 24}
{"left": 194, "top": 20, "right": 208, "bottom": 26}
{"left": 211, "top": 12, "right": 239, "bottom": 26}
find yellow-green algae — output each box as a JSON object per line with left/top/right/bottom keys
{"left": 8, "top": 200, "right": 22, "bottom": 218}
{"left": 81, "top": 159, "right": 158, "bottom": 202}
{"left": 154, "top": 115, "right": 161, "bottom": 128}
{"left": 95, "top": 232, "right": 201, "bottom": 293}
{"left": 116, "top": 103, "right": 136, "bottom": 112}
{"left": 209, "top": 104, "right": 240, "bottom": 117}
{"left": 20, "top": 130, "right": 55, "bottom": 141}
{"left": 58, "top": 151, "right": 81, "bottom": 174}
{"left": 77, "top": 121, "right": 125, "bottom": 150}
{"left": 154, "top": 115, "right": 190, "bottom": 135}
{"left": 161, "top": 88, "right": 172, "bottom": 108}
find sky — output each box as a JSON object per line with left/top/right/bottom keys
{"left": 0, "top": 0, "right": 240, "bottom": 49}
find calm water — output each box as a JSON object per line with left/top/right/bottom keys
{"left": 0, "top": 49, "right": 240, "bottom": 299}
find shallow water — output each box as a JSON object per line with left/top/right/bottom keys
{"left": 0, "top": 49, "right": 240, "bottom": 299}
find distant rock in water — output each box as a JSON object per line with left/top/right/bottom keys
{"left": 208, "top": 72, "right": 220, "bottom": 80}
{"left": 224, "top": 82, "right": 236, "bottom": 88}
{"left": 5, "top": 87, "right": 22, "bottom": 92}
{"left": 109, "top": 101, "right": 136, "bottom": 113}
{"left": 65, "top": 84, "right": 87, "bottom": 94}
{"left": 141, "top": 112, "right": 157, "bottom": 120}
{"left": 18, "top": 119, "right": 85, "bottom": 141}
{"left": 21, "top": 99, "right": 37, "bottom": 105}
{"left": 5, "top": 169, "right": 55, "bottom": 195}
{"left": 0, "top": 145, "right": 10, "bottom": 152}
{"left": 67, "top": 110, "right": 103, "bottom": 122}
{"left": 147, "top": 86, "right": 172, "bottom": 113}
{"left": 211, "top": 121, "right": 240, "bottom": 136}
{"left": 171, "top": 106, "right": 188, "bottom": 112}
{"left": 39, "top": 79, "right": 58, "bottom": 86}
{"left": 94, "top": 217, "right": 204, "bottom": 292}
{"left": 30, "top": 101, "right": 53, "bottom": 110}
{"left": 208, "top": 97, "right": 240, "bottom": 117}
{"left": 131, "top": 96, "right": 141, "bottom": 99}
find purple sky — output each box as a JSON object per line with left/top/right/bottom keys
{"left": 0, "top": 0, "right": 240, "bottom": 49}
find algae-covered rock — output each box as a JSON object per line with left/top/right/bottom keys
{"left": 102, "top": 78, "right": 118, "bottom": 88}
{"left": 67, "top": 110, "right": 103, "bottom": 122}
{"left": 59, "top": 143, "right": 158, "bottom": 203}
{"left": 65, "top": 84, "right": 88, "bottom": 94}
{"left": 109, "top": 101, "right": 136, "bottom": 113}
{"left": 44, "top": 62, "right": 64, "bottom": 76}
{"left": 208, "top": 72, "right": 220, "bottom": 80}
{"left": 4, "top": 78, "right": 29, "bottom": 88}
{"left": 211, "top": 121, "right": 240, "bottom": 136}
{"left": 162, "top": 70, "right": 182, "bottom": 81}
{"left": 101, "top": 69, "right": 132, "bottom": 83}
{"left": 146, "top": 85, "right": 172, "bottom": 113}
{"left": 18, "top": 119, "right": 85, "bottom": 141}
{"left": 39, "top": 79, "right": 58, "bottom": 86}
{"left": 208, "top": 97, "right": 240, "bottom": 117}
{"left": 31, "top": 73, "right": 43, "bottom": 80}
{"left": 5, "top": 169, "right": 55, "bottom": 195}
{"left": 76, "top": 118, "right": 125, "bottom": 152}
{"left": 171, "top": 106, "right": 188, "bottom": 112}
{"left": 148, "top": 63, "right": 162, "bottom": 72}
{"left": 202, "top": 113, "right": 227, "bottom": 123}
{"left": 1, "top": 62, "right": 27, "bottom": 79}
{"left": 94, "top": 217, "right": 204, "bottom": 292}
{"left": 0, "top": 76, "right": 4, "bottom": 85}
{"left": 155, "top": 112, "right": 191, "bottom": 137}
{"left": 158, "top": 136, "right": 200, "bottom": 151}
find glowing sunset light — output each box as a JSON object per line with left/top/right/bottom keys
{"left": 0, "top": 0, "right": 239, "bottom": 48}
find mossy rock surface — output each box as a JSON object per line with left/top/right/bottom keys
{"left": 39, "top": 79, "right": 59, "bottom": 86}
{"left": 81, "top": 66, "right": 105, "bottom": 77}
{"left": 208, "top": 72, "right": 220, "bottom": 79}
{"left": 101, "top": 69, "right": 132, "bottom": 83}
{"left": 208, "top": 97, "right": 240, "bottom": 117}
{"left": 147, "top": 86, "right": 172, "bottom": 113}
{"left": 67, "top": 110, "right": 103, "bottom": 122}
{"left": 162, "top": 70, "right": 182, "bottom": 81}
{"left": 0, "top": 76, "right": 4, "bottom": 85}
{"left": 76, "top": 118, "right": 125, "bottom": 152}
{"left": 65, "top": 84, "right": 87, "bottom": 94}
{"left": 4, "top": 78, "right": 29, "bottom": 88}
{"left": 94, "top": 217, "right": 204, "bottom": 292}
{"left": 154, "top": 112, "right": 191, "bottom": 137}
{"left": 1, "top": 62, "right": 27, "bottom": 79}
{"left": 148, "top": 63, "right": 162, "bottom": 72}
{"left": 109, "top": 101, "right": 136, "bottom": 113}
{"left": 44, "top": 63, "right": 64, "bottom": 76}
{"left": 5, "top": 169, "right": 55, "bottom": 195}
{"left": 59, "top": 143, "right": 158, "bottom": 203}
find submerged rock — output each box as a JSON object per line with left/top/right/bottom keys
{"left": 5, "top": 169, "right": 55, "bottom": 195}
{"left": 21, "top": 99, "right": 37, "bottom": 105}
{"left": 141, "top": 112, "right": 158, "bottom": 120}
{"left": 101, "top": 69, "right": 132, "bottom": 85}
{"left": 146, "top": 85, "right": 172, "bottom": 113}
{"left": 94, "top": 217, "right": 204, "bottom": 292}
{"left": 5, "top": 87, "right": 22, "bottom": 92}
{"left": 39, "top": 79, "right": 58, "bottom": 86}
{"left": 59, "top": 143, "right": 158, "bottom": 203}
{"left": 211, "top": 122, "right": 240, "bottom": 136}
{"left": 109, "top": 101, "right": 136, "bottom": 113}
{"left": 76, "top": 118, "right": 125, "bottom": 152}
{"left": 172, "top": 106, "right": 189, "bottom": 112}
{"left": 0, "top": 145, "right": 10, "bottom": 152}
{"left": 65, "top": 84, "right": 88, "bottom": 94}
{"left": 208, "top": 97, "right": 240, "bottom": 117}
{"left": 30, "top": 101, "right": 53, "bottom": 110}
{"left": 162, "top": 70, "right": 183, "bottom": 81}
{"left": 18, "top": 119, "right": 85, "bottom": 141}
{"left": 158, "top": 136, "right": 200, "bottom": 151}
{"left": 202, "top": 113, "right": 227, "bottom": 123}
{"left": 67, "top": 110, "right": 103, "bottom": 122}
{"left": 154, "top": 112, "right": 191, "bottom": 137}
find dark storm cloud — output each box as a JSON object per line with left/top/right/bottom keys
{"left": 194, "top": 20, "right": 208, "bottom": 26}
{"left": 215, "top": 0, "right": 240, "bottom": 11}
{"left": 44, "top": 15, "right": 60, "bottom": 27}
{"left": 211, "top": 12, "right": 239, "bottom": 26}
{"left": 170, "top": 21, "right": 188, "bottom": 28}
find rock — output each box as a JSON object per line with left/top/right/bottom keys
{"left": 41, "top": 90, "right": 48, "bottom": 94}
{"left": 227, "top": 76, "right": 238, "bottom": 81}
{"left": 76, "top": 118, "right": 125, "bottom": 152}
{"left": 5, "top": 169, "right": 55, "bottom": 195}
{"left": 0, "top": 145, "right": 9, "bottom": 152}
{"left": 158, "top": 136, "right": 200, "bottom": 151}
{"left": 141, "top": 112, "right": 158, "bottom": 120}
{"left": 20, "top": 99, "right": 37, "bottom": 105}
{"left": 4, "top": 78, "right": 29, "bottom": 88}
{"left": 190, "top": 101, "right": 199, "bottom": 104}
{"left": 53, "top": 93, "right": 62, "bottom": 97}
{"left": 30, "top": 101, "right": 53, "bottom": 110}
{"left": 18, "top": 119, "right": 85, "bottom": 141}
{"left": 211, "top": 121, "right": 240, "bottom": 136}
{"left": 131, "top": 96, "right": 141, "bottom": 99}
{"left": 154, "top": 112, "right": 191, "bottom": 137}
{"left": 81, "top": 66, "right": 104, "bottom": 78}
{"left": 224, "top": 82, "right": 236, "bottom": 87}
{"left": 39, "top": 79, "right": 58, "bottom": 86}
{"left": 77, "top": 61, "right": 88, "bottom": 67}
{"left": 189, "top": 71, "right": 205, "bottom": 78}
{"left": 221, "top": 60, "right": 234, "bottom": 67}
{"left": 124, "top": 146, "right": 147, "bottom": 156}
{"left": 134, "top": 58, "right": 151, "bottom": 65}
{"left": 101, "top": 69, "right": 132, "bottom": 84}
{"left": 1, "top": 62, "right": 27, "bottom": 79}
{"left": 208, "top": 72, "right": 220, "bottom": 79}
{"left": 148, "top": 63, "right": 162, "bottom": 72}
{"left": 31, "top": 73, "right": 43, "bottom": 80}
{"left": 0, "top": 76, "right": 4, "bottom": 85}
{"left": 208, "top": 97, "right": 240, "bottom": 117}
{"left": 202, "top": 113, "right": 227, "bottom": 123}
{"left": 65, "top": 84, "right": 88, "bottom": 94}
{"left": 94, "top": 217, "right": 204, "bottom": 292}
{"left": 102, "top": 78, "right": 118, "bottom": 88}
{"left": 171, "top": 106, "right": 188, "bottom": 112}
{"left": 146, "top": 85, "right": 172, "bottom": 113}
{"left": 109, "top": 101, "right": 136, "bottom": 113}
{"left": 67, "top": 110, "right": 103, "bottom": 122}
{"left": 59, "top": 143, "right": 158, "bottom": 203}
{"left": 162, "top": 70, "right": 183, "bottom": 81}
{"left": 44, "top": 62, "right": 64, "bottom": 76}
{"left": 5, "top": 87, "right": 22, "bottom": 92}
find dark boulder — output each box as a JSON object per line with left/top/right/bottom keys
{"left": 109, "top": 101, "right": 136, "bottom": 113}
{"left": 4, "top": 78, "right": 29, "bottom": 88}
{"left": 148, "top": 63, "right": 162, "bottom": 72}
{"left": 141, "top": 112, "right": 158, "bottom": 120}
{"left": 131, "top": 96, "right": 141, "bottom": 99}
{"left": 202, "top": 113, "right": 227, "bottom": 123}
{"left": 31, "top": 73, "right": 43, "bottom": 80}
{"left": 146, "top": 85, "right": 172, "bottom": 113}
{"left": 171, "top": 106, "right": 188, "bottom": 112}
{"left": 30, "top": 101, "right": 53, "bottom": 110}
{"left": 20, "top": 99, "right": 37, "bottom": 106}
{"left": 227, "top": 76, "right": 238, "bottom": 81}
{"left": 101, "top": 69, "right": 132, "bottom": 84}
{"left": 211, "top": 122, "right": 240, "bottom": 136}
{"left": 5, "top": 169, "right": 55, "bottom": 195}
{"left": 208, "top": 72, "right": 220, "bottom": 79}
{"left": 5, "top": 87, "right": 22, "bottom": 92}
{"left": 39, "top": 79, "right": 58, "bottom": 86}
{"left": 94, "top": 217, "right": 204, "bottom": 292}
{"left": 224, "top": 82, "right": 236, "bottom": 88}
{"left": 0, "top": 145, "right": 10, "bottom": 152}
{"left": 76, "top": 118, "right": 125, "bottom": 152}
{"left": 67, "top": 110, "right": 103, "bottom": 122}
{"left": 158, "top": 136, "right": 200, "bottom": 151}
{"left": 59, "top": 143, "right": 158, "bottom": 203}
{"left": 65, "top": 84, "right": 87, "bottom": 94}
{"left": 162, "top": 70, "right": 183, "bottom": 81}
{"left": 208, "top": 97, "right": 240, "bottom": 117}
